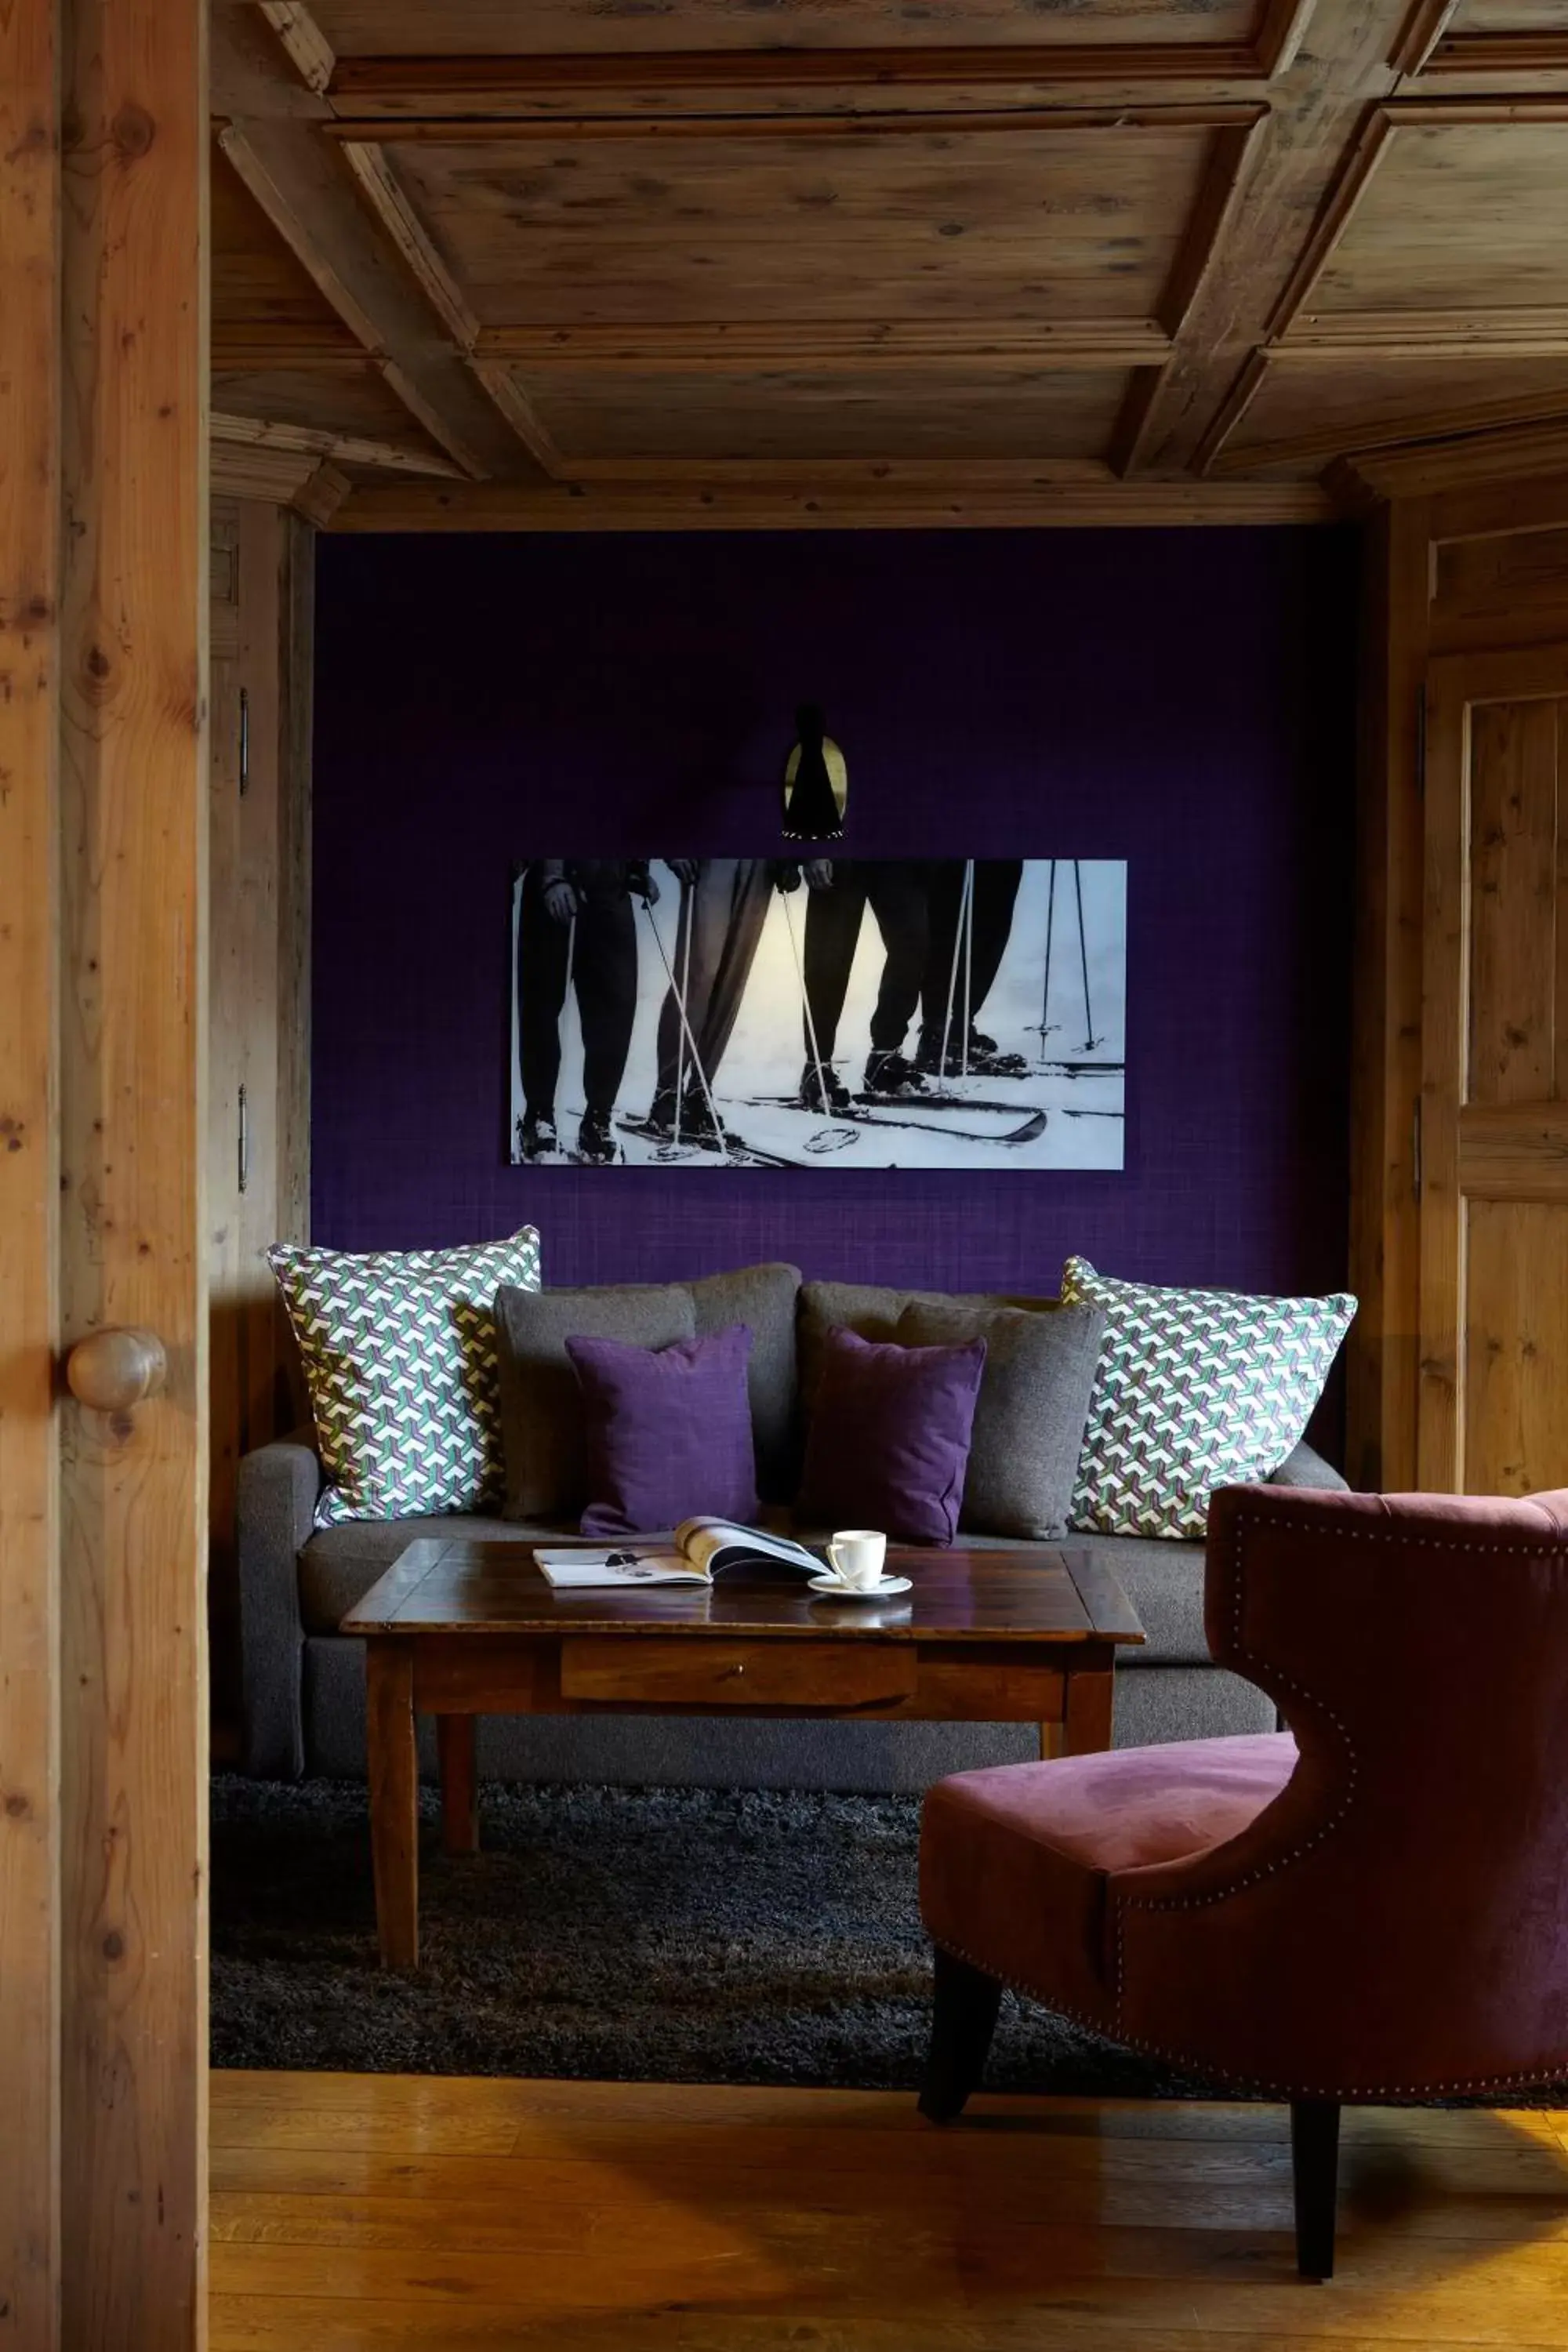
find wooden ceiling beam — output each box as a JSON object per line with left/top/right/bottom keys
{"left": 473, "top": 321, "right": 1172, "bottom": 373}
{"left": 258, "top": 2, "right": 333, "bottom": 96}
{"left": 327, "top": 477, "right": 1338, "bottom": 533}
{"left": 323, "top": 45, "right": 1273, "bottom": 127}
{"left": 211, "top": 2, "right": 543, "bottom": 481}
{"left": 1105, "top": 0, "right": 1414, "bottom": 477}
{"left": 211, "top": 407, "right": 464, "bottom": 477}
{"left": 321, "top": 101, "right": 1269, "bottom": 145}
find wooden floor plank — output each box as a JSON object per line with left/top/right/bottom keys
{"left": 207, "top": 2073, "right": 1568, "bottom": 2352}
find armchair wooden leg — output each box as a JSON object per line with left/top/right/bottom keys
{"left": 1290, "top": 2098, "right": 1341, "bottom": 2280}
{"left": 919, "top": 1949, "right": 1003, "bottom": 2124}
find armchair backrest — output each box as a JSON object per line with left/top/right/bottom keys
{"left": 1112, "top": 1483, "right": 1568, "bottom": 2096}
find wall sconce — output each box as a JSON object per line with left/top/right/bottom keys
{"left": 782, "top": 703, "right": 847, "bottom": 841}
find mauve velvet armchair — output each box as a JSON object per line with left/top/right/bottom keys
{"left": 917, "top": 1483, "right": 1568, "bottom": 2277}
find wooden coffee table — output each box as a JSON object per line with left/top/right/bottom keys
{"left": 343, "top": 1539, "right": 1145, "bottom": 1967}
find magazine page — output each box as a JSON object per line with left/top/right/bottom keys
{"left": 534, "top": 1550, "right": 704, "bottom": 1588}
{"left": 675, "top": 1517, "right": 822, "bottom": 1576}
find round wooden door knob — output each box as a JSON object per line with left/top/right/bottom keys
{"left": 66, "top": 1327, "right": 168, "bottom": 1414}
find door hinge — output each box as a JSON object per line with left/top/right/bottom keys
{"left": 238, "top": 686, "right": 251, "bottom": 797}
{"left": 1411, "top": 1093, "right": 1423, "bottom": 1203}
{"left": 238, "top": 1083, "right": 249, "bottom": 1196}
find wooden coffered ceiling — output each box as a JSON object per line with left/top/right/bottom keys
{"left": 209, "top": 0, "right": 1568, "bottom": 528}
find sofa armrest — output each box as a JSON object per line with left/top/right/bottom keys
{"left": 1268, "top": 1439, "right": 1349, "bottom": 1492}
{"left": 236, "top": 1433, "right": 321, "bottom": 1778}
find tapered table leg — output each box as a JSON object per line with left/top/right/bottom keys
{"left": 437, "top": 1713, "right": 479, "bottom": 1855}
{"left": 367, "top": 1640, "right": 420, "bottom": 1968}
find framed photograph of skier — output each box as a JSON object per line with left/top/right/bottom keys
{"left": 509, "top": 858, "right": 1126, "bottom": 1171}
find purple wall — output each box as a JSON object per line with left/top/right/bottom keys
{"left": 313, "top": 528, "right": 1358, "bottom": 1308}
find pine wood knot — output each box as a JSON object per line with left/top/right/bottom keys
{"left": 102, "top": 1929, "right": 124, "bottom": 1961}
{"left": 111, "top": 103, "right": 155, "bottom": 162}
{"left": 3, "top": 1793, "right": 29, "bottom": 1819}
{"left": 86, "top": 644, "right": 111, "bottom": 683}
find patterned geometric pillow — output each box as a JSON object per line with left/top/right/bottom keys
{"left": 1062, "top": 1256, "right": 1355, "bottom": 1540}
{"left": 269, "top": 1229, "right": 542, "bottom": 1526}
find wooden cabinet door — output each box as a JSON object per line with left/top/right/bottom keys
{"left": 1421, "top": 645, "right": 1568, "bottom": 1494}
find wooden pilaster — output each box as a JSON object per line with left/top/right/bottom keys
{"left": 0, "top": 0, "right": 63, "bottom": 2339}
{"left": 58, "top": 0, "right": 209, "bottom": 2339}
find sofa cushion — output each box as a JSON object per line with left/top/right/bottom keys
{"left": 797, "top": 1278, "right": 1055, "bottom": 1421}
{"left": 569, "top": 1323, "right": 759, "bottom": 1537}
{"left": 896, "top": 1297, "right": 1105, "bottom": 1541}
{"left": 268, "top": 1227, "right": 542, "bottom": 1526}
{"left": 688, "top": 1263, "right": 800, "bottom": 1500}
{"left": 494, "top": 1280, "right": 696, "bottom": 1519}
{"left": 1062, "top": 1256, "right": 1356, "bottom": 1541}
{"left": 797, "top": 1323, "right": 987, "bottom": 1546}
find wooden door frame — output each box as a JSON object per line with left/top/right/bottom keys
{"left": 1, "top": 0, "right": 209, "bottom": 2339}
{"left": 1418, "top": 643, "right": 1568, "bottom": 1490}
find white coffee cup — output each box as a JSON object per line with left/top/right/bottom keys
{"left": 826, "top": 1530, "right": 887, "bottom": 1590}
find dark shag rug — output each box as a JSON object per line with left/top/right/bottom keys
{"left": 212, "top": 1775, "right": 1218, "bottom": 2096}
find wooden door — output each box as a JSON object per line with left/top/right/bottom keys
{"left": 1420, "top": 644, "right": 1568, "bottom": 1494}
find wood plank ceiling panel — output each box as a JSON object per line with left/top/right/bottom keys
{"left": 519, "top": 365, "right": 1135, "bottom": 465}
{"left": 1305, "top": 115, "right": 1568, "bottom": 318}
{"left": 387, "top": 122, "right": 1218, "bottom": 328}
{"left": 1210, "top": 353, "right": 1568, "bottom": 471}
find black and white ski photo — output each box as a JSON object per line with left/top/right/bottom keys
{"left": 509, "top": 858, "right": 1126, "bottom": 1171}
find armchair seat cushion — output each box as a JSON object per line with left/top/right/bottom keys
{"left": 920, "top": 1733, "right": 1298, "bottom": 2024}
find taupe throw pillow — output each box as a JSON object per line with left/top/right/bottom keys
{"left": 494, "top": 1281, "right": 696, "bottom": 1519}
{"left": 895, "top": 1298, "right": 1107, "bottom": 1540}
{"left": 688, "top": 1262, "right": 801, "bottom": 1501}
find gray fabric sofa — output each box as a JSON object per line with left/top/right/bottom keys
{"left": 236, "top": 1270, "right": 1348, "bottom": 1791}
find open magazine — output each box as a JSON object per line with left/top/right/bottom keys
{"left": 535, "top": 1516, "right": 822, "bottom": 1588}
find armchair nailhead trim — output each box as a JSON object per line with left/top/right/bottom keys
{"left": 931, "top": 1936, "right": 1568, "bottom": 2103}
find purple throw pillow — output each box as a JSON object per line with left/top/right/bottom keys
{"left": 796, "top": 1323, "right": 986, "bottom": 1546}
{"left": 565, "top": 1323, "right": 758, "bottom": 1538}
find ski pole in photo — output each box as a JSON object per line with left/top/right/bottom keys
{"left": 1073, "top": 858, "right": 1100, "bottom": 1052}
{"left": 673, "top": 884, "right": 692, "bottom": 1151}
{"left": 1036, "top": 857, "right": 1058, "bottom": 1069}
{"left": 937, "top": 857, "right": 975, "bottom": 1082}
{"left": 640, "top": 897, "right": 730, "bottom": 1159}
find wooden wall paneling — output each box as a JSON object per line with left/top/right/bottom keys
{"left": 0, "top": 0, "right": 61, "bottom": 2339}
{"left": 275, "top": 514, "right": 314, "bottom": 1317}
{"left": 1432, "top": 521, "right": 1568, "bottom": 651}
{"left": 58, "top": 0, "right": 209, "bottom": 2335}
{"left": 1416, "top": 650, "right": 1470, "bottom": 1488}
{"left": 1417, "top": 644, "right": 1568, "bottom": 1492}
{"left": 209, "top": 501, "right": 288, "bottom": 1750}
{"left": 1348, "top": 499, "right": 1431, "bottom": 1494}
{"left": 1461, "top": 1197, "right": 1568, "bottom": 1490}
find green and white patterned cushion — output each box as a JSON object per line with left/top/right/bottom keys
{"left": 1062, "top": 1256, "right": 1355, "bottom": 1541}
{"left": 269, "top": 1229, "right": 542, "bottom": 1526}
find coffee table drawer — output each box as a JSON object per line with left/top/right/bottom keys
{"left": 560, "top": 1636, "right": 916, "bottom": 1709}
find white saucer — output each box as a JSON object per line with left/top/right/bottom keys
{"left": 807, "top": 1572, "right": 913, "bottom": 1601}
